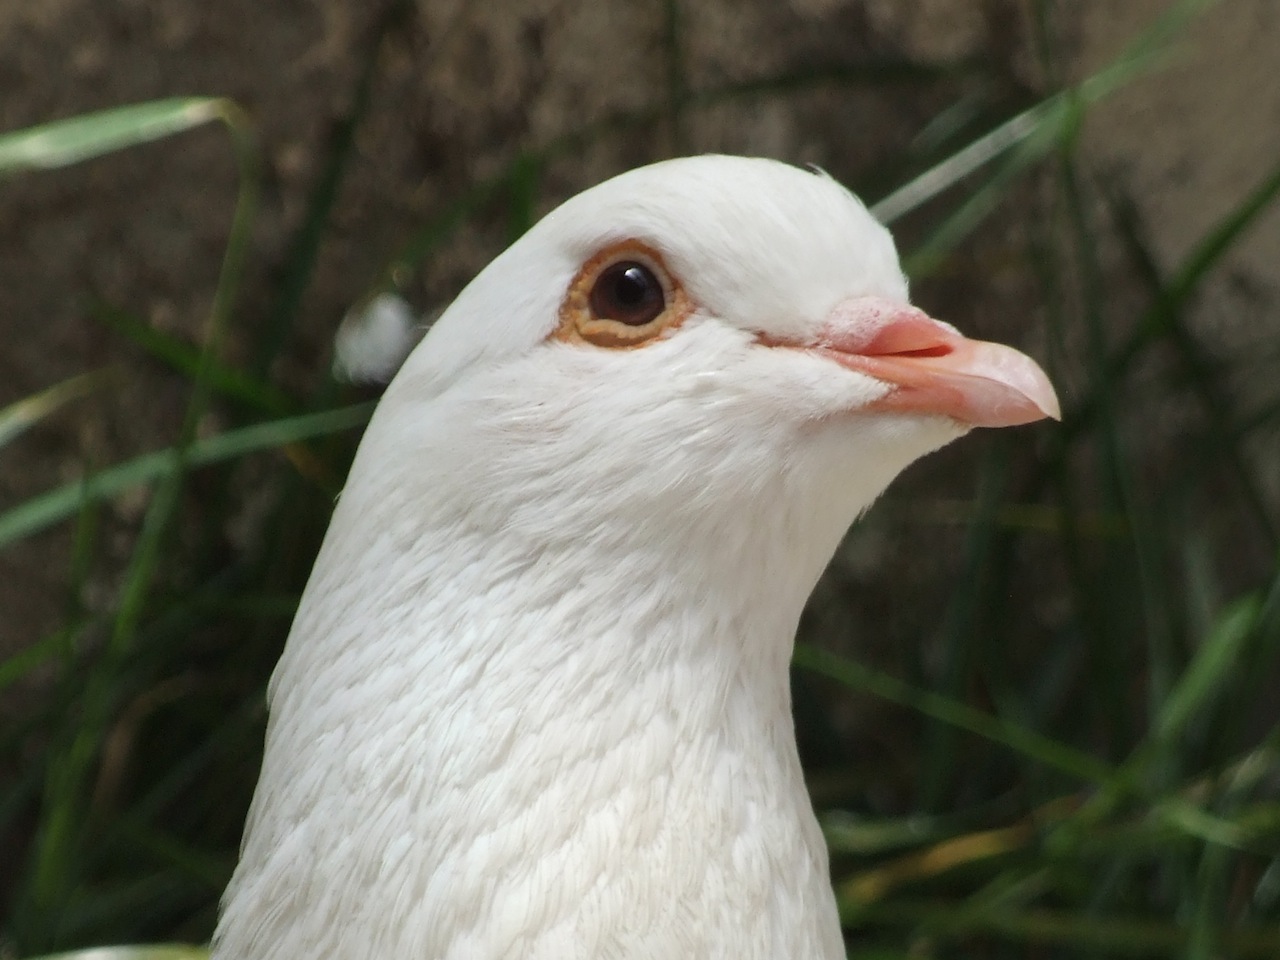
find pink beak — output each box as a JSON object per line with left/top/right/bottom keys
{"left": 800, "top": 296, "right": 1060, "bottom": 428}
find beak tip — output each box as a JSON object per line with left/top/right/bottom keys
{"left": 1027, "top": 370, "right": 1062, "bottom": 424}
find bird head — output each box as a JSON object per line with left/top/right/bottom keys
{"left": 216, "top": 157, "right": 1060, "bottom": 960}
{"left": 358, "top": 155, "right": 1057, "bottom": 609}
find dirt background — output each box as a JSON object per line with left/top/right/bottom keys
{"left": 2, "top": 0, "right": 1278, "bottom": 657}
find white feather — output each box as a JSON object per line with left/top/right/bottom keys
{"left": 214, "top": 156, "right": 969, "bottom": 960}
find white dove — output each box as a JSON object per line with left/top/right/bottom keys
{"left": 213, "top": 155, "right": 1058, "bottom": 960}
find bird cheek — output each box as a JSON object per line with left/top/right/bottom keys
{"left": 764, "top": 345, "right": 897, "bottom": 422}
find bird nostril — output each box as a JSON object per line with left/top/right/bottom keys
{"left": 860, "top": 324, "right": 956, "bottom": 358}
{"left": 893, "top": 344, "right": 952, "bottom": 359}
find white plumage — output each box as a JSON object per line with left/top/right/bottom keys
{"left": 213, "top": 155, "right": 1057, "bottom": 959}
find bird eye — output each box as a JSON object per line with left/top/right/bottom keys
{"left": 589, "top": 261, "right": 665, "bottom": 326}
{"left": 553, "top": 241, "right": 692, "bottom": 348}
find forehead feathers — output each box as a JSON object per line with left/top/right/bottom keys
{"left": 546, "top": 156, "right": 906, "bottom": 338}
{"left": 395, "top": 155, "right": 907, "bottom": 398}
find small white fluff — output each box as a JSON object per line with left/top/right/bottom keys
{"left": 215, "top": 155, "right": 1057, "bottom": 960}
{"left": 333, "top": 293, "right": 421, "bottom": 385}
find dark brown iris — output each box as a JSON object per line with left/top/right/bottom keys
{"left": 588, "top": 261, "right": 665, "bottom": 327}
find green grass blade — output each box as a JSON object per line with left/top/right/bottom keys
{"left": 0, "top": 370, "right": 116, "bottom": 449}
{"left": 1154, "top": 797, "right": 1267, "bottom": 851}
{"left": 254, "top": 3, "right": 412, "bottom": 377}
{"left": 504, "top": 153, "right": 544, "bottom": 242}
{"left": 26, "top": 948, "right": 208, "bottom": 960}
{"left": 919, "top": 440, "right": 1011, "bottom": 806}
{"left": 1154, "top": 595, "right": 1261, "bottom": 744}
{"left": 0, "top": 628, "right": 78, "bottom": 695}
{"left": 0, "top": 403, "right": 373, "bottom": 549}
{"left": 91, "top": 302, "right": 294, "bottom": 417}
{"left": 823, "top": 811, "right": 946, "bottom": 855}
{"left": 794, "top": 644, "right": 1113, "bottom": 784}
{"left": 874, "top": 0, "right": 1215, "bottom": 227}
{"left": 0, "top": 98, "right": 225, "bottom": 174}
{"left": 1159, "top": 157, "right": 1280, "bottom": 316}
{"left": 848, "top": 899, "right": 1280, "bottom": 956}
{"left": 1104, "top": 177, "right": 1280, "bottom": 549}
{"left": 872, "top": 95, "right": 1055, "bottom": 226}
{"left": 1051, "top": 155, "right": 1280, "bottom": 449}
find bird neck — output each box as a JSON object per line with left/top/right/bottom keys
{"left": 215, "top": 489, "right": 844, "bottom": 959}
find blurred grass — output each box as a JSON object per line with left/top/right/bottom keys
{"left": 2, "top": 0, "right": 1278, "bottom": 958}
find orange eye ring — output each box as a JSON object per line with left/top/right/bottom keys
{"left": 554, "top": 240, "right": 693, "bottom": 348}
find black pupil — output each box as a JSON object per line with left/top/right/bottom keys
{"left": 590, "top": 261, "right": 664, "bottom": 326}
{"left": 615, "top": 267, "right": 649, "bottom": 305}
